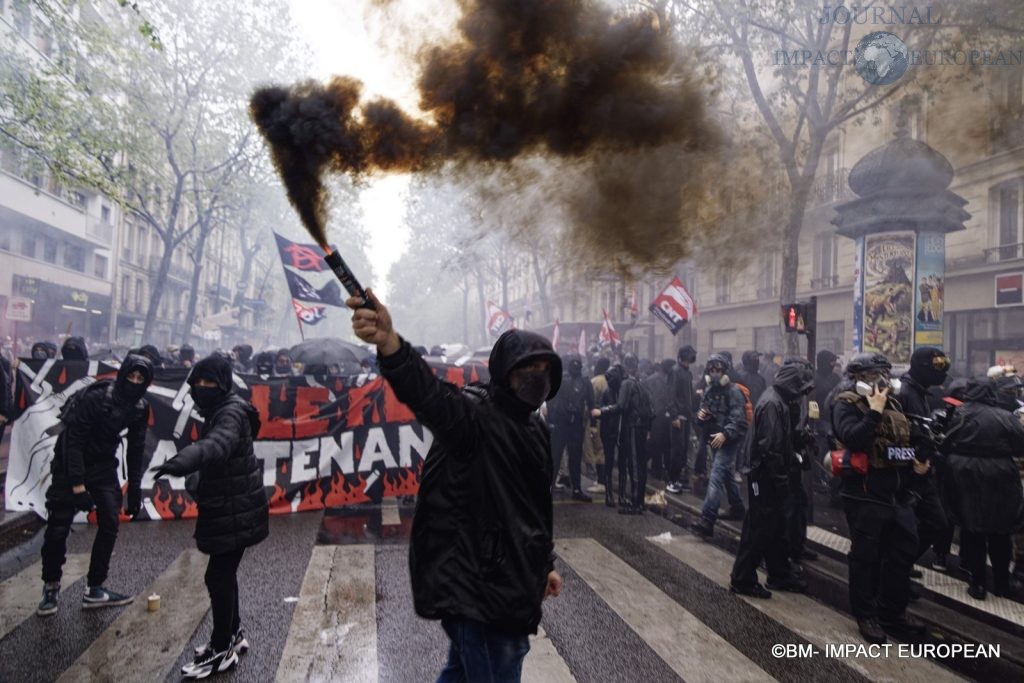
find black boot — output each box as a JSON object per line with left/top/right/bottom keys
{"left": 878, "top": 613, "right": 927, "bottom": 636}
{"left": 857, "top": 618, "right": 887, "bottom": 645}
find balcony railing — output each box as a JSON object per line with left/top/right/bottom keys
{"left": 809, "top": 274, "right": 840, "bottom": 290}
{"left": 809, "top": 168, "right": 852, "bottom": 207}
{"left": 148, "top": 254, "right": 192, "bottom": 282}
{"left": 985, "top": 242, "right": 1024, "bottom": 262}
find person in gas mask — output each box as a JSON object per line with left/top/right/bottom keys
{"left": 37, "top": 355, "right": 153, "bottom": 617}
{"left": 548, "top": 354, "right": 594, "bottom": 501}
{"left": 60, "top": 336, "right": 88, "bottom": 361}
{"left": 731, "top": 362, "right": 815, "bottom": 597}
{"left": 941, "top": 376, "right": 1024, "bottom": 600}
{"left": 667, "top": 345, "right": 697, "bottom": 494}
{"left": 274, "top": 349, "right": 295, "bottom": 376}
{"left": 152, "top": 354, "right": 268, "bottom": 679}
{"left": 690, "top": 354, "right": 748, "bottom": 537}
{"left": 347, "top": 290, "right": 562, "bottom": 682}
{"left": 896, "top": 347, "right": 951, "bottom": 575}
{"left": 831, "top": 352, "right": 925, "bottom": 645}
{"left": 593, "top": 354, "right": 653, "bottom": 514}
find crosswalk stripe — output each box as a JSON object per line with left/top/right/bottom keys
{"left": 0, "top": 554, "right": 90, "bottom": 640}
{"left": 524, "top": 625, "right": 576, "bottom": 683}
{"left": 557, "top": 537, "right": 775, "bottom": 682}
{"left": 57, "top": 548, "right": 209, "bottom": 683}
{"left": 808, "top": 525, "right": 1024, "bottom": 629}
{"left": 275, "top": 545, "right": 378, "bottom": 683}
{"left": 649, "top": 532, "right": 964, "bottom": 682}
{"left": 381, "top": 497, "right": 400, "bottom": 526}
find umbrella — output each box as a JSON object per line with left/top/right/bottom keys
{"left": 289, "top": 338, "right": 370, "bottom": 367}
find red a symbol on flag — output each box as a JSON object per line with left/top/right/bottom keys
{"left": 284, "top": 244, "right": 325, "bottom": 271}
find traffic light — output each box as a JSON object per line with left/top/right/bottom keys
{"left": 782, "top": 303, "right": 808, "bottom": 334}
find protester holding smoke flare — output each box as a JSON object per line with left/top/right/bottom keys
{"left": 152, "top": 355, "right": 269, "bottom": 679}
{"left": 348, "top": 289, "right": 562, "bottom": 683}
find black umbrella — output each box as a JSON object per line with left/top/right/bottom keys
{"left": 289, "top": 338, "right": 370, "bottom": 367}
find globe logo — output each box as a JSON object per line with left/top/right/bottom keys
{"left": 854, "top": 31, "right": 909, "bottom": 85}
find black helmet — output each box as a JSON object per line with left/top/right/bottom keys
{"left": 845, "top": 352, "right": 892, "bottom": 376}
{"left": 705, "top": 353, "right": 731, "bottom": 374}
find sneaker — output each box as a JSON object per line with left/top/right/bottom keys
{"left": 37, "top": 585, "right": 59, "bottom": 617}
{"left": 909, "top": 568, "right": 923, "bottom": 579}
{"left": 82, "top": 586, "right": 133, "bottom": 609}
{"left": 878, "top": 613, "right": 927, "bottom": 636}
{"left": 766, "top": 576, "right": 808, "bottom": 593}
{"left": 857, "top": 617, "right": 887, "bottom": 645}
{"left": 182, "top": 646, "right": 238, "bottom": 679}
{"left": 665, "top": 481, "right": 683, "bottom": 494}
{"left": 196, "top": 630, "right": 250, "bottom": 657}
{"left": 552, "top": 482, "right": 566, "bottom": 491}
{"left": 585, "top": 483, "right": 605, "bottom": 494}
{"left": 689, "top": 519, "right": 713, "bottom": 538}
{"left": 730, "top": 582, "right": 772, "bottom": 599}
{"left": 571, "top": 490, "right": 593, "bottom": 503}
{"left": 967, "top": 584, "right": 987, "bottom": 601}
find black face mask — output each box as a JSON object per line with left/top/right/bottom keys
{"left": 256, "top": 364, "right": 273, "bottom": 375}
{"left": 191, "top": 385, "right": 225, "bottom": 412}
{"left": 117, "top": 381, "right": 149, "bottom": 404}
{"left": 513, "top": 371, "right": 551, "bottom": 409}
{"left": 568, "top": 361, "right": 582, "bottom": 378}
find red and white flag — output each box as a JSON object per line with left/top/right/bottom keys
{"left": 551, "top": 319, "right": 560, "bottom": 350}
{"left": 578, "top": 328, "right": 587, "bottom": 356}
{"left": 628, "top": 285, "right": 639, "bottom": 320}
{"left": 649, "top": 276, "right": 697, "bottom": 335}
{"left": 599, "top": 309, "right": 620, "bottom": 348}
{"left": 486, "top": 300, "right": 513, "bottom": 337}
{"left": 292, "top": 299, "right": 327, "bottom": 325}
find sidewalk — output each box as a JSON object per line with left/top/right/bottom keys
{"left": 0, "top": 429, "right": 43, "bottom": 552}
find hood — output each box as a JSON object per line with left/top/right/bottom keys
{"left": 816, "top": 350, "right": 838, "bottom": 374}
{"left": 677, "top": 345, "right": 696, "bottom": 364}
{"left": 488, "top": 329, "right": 562, "bottom": 400}
{"left": 994, "top": 374, "right": 1023, "bottom": 411}
{"left": 773, "top": 362, "right": 814, "bottom": 400}
{"left": 909, "top": 346, "right": 948, "bottom": 388}
{"left": 188, "top": 355, "right": 235, "bottom": 393}
{"left": 115, "top": 354, "right": 154, "bottom": 399}
{"left": 30, "top": 341, "right": 50, "bottom": 359}
{"left": 179, "top": 344, "right": 195, "bottom": 362}
{"left": 741, "top": 351, "right": 760, "bottom": 373}
{"left": 254, "top": 351, "right": 275, "bottom": 374}
{"left": 138, "top": 344, "right": 163, "bottom": 367}
{"left": 962, "top": 378, "right": 998, "bottom": 407}
{"left": 61, "top": 336, "right": 88, "bottom": 361}
{"left": 234, "top": 344, "right": 253, "bottom": 362}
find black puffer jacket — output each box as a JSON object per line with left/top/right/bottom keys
{"left": 942, "top": 379, "right": 1024, "bottom": 535}
{"left": 50, "top": 357, "right": 152, "bottom": 491}
{"left": 380, "top": 330, "right": 560, "bottom": 636}
{"left": 163, "top": 393, "right": 269, "bottom": 554}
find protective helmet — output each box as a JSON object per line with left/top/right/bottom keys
{"left": 705, "top": 353, "right": 731, "bottom": 374}
{"left": 845, "top": 352, "right": 891, "bottom": 376}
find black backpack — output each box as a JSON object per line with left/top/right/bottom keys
{"left": 629, "top": 378, "right": 656, "bottom": 429}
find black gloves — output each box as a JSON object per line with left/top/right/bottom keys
{"left": 72, "top": 489, "right": 95, "bottom": 512}
{"left": 150, "top": 459, "right": 184, "bottom": 480}
{"left": 125, "top": 484, "right": 142, "bottom": 518}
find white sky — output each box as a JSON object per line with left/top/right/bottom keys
{"left": 287, "top": 0, "right": 457, "bottom": 299}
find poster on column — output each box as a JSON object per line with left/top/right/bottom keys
{"left": 914, "top": 232, "right": 945, "bottom": 347}
{"left": 5, "top": 358, "right": 487, "bottom": 522}
{"left": 852, "top": 237, "right": 864, "bottom": 355}
{"left": 862, "top": 232, "right": 915, "bottom": 365}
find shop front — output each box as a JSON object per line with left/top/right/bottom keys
{"left": 12, "top": 275, "right": 111, "bottom": 342}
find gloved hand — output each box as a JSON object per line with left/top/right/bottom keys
{"left": 150, "top": 459, "right": 184, "bottom": 480}
{"left": 125, "top": 484, "right": 142, "bottom": 518}
{"left": 72, "top": 489, "right": 95, "bottom": 513}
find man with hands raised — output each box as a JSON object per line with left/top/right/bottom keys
{"left": 349, "top": 289, "right": 562, "bottom": 683}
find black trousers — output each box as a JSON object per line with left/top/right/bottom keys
{"left": 205, "top": 547, "right": 245, "bottom": 652}
{"left": 41, "top": 472, "right": 122, "bottom": 587}
{"left": 647, "top": 416, "right": 671, "bottom": 478}
{"left": 913, "top": 470, "right": 949, "bottom": 561}
{"left": 960, "top": 530, "right": 1012, "bottom": 591}
{"left": 785, "top": 468, "right": 809, "bottom": 560}
{"left": 731, "top": 469, "right": 791, "bottom": 587}
{"left": 667, "top": 420, "right": 692, "bottom": 483}
{"left": 551, "top": 421, "right": 585, "bottom": 491}
{"left": 618, "top": 425, "right": 647, "bottom": 508}
{"left": 842, "top": 498, "right": 918, "bottom": 620}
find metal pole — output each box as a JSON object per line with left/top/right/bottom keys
{"left": 806, "top": 295, "right": 818, "bottom": 366}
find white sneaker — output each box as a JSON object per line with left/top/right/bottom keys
{"left": 665, "top": 482, "right": 682, "bottom": 494}
{"left": 586, "top": 483, "right": 605, "bottom": 494}
{"left": 182, "top": 646, "right": 238, "bottom": 679}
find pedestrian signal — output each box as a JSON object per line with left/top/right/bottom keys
{"left": 782, "top": 303, "right": 808, "bottom": 334}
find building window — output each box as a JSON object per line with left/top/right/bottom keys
{"left": 0, "top": 228, "right": 10, "bottom": 252}
{"left": 94, "top": 254, "right": 108, "bottom": 279}
{"left": 754, "top": 325, "right": 784, "bottom": 356}
{"left": 710, "top": 329, "right": 737, "bottom": 351}
{"left": 64, "top": 244, "right": 85, "bottom": 271}
{"left": 995, "top": 179, "right": 1023, "bottom": 261}
{"left": 43, "top": 236, "right": 57, "bottom": 263}
{"left": 135, "top": 225, "right": 145, "bottom": 265}
{"left": 813, "top": 232, "right": 839, "bottom": 289}
{"left": 757, "top": 251, "right": 779, "bottom": 299}
{"left": 714, "top": 271, "right": 731, "bottom": 304}
{"left": 101, "top": 204, "right": 111, "bottom": 224}
{"left": 816, "top": 320, "right": 846, "bottom": 355}
{"left": 21, "top": 234, "right": 36, "bottom": 258}
{"left": 121, "top": 275, "right": 131, "bottom": 308}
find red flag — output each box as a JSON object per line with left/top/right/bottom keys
{"left": 649, "top": 276, "right": 697, "bottom": 335}
{"left": 551, "top": 319, "right": 560, "bottom": 350}
{"left": 486, "top": 300, "right": 513, "bottom": 337}
{"left": 599, "top": 309, "right": 620, "bottom": 348}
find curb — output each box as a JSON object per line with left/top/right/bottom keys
{"left": 0, "top": 510, "right": 44, "bottom": 553}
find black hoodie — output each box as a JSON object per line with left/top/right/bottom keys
{"left": 61, "top": 336, "right": 88, "bottom": 361}
{"left": 379, "top": 331, "right": 559, "bottom": 636}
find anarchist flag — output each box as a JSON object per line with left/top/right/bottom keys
{"left": 292, "top": 300, "right": 327, "bottom": 325}
{"left": 274, "top": 232, "right": 331, "bottom": 272}
{"left": 649, "top": 276, "right": 697, "bottom": 335}
{"left": 486, "top": 300, "right": 513, "bottom": 337}
{"left": 285, "top": 270, "right": 346, "bottom": 307}
{"left": 599, "top": 309, "right": 620, "bottom": 348}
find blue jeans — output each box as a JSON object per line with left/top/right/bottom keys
{"left": 438, "top": 620, "right": 530, "bottom": 683}
{"left": 700, "top": 445, "right": 745, "bottom": 525}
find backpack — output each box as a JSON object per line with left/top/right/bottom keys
{"left": 48, "top": 380, "right": 111, "bottom": 438}
{"left": 628, "top": 378, "right": 656, "bottom": 429}
{"left": 733, "top": 382, "right": 754, "bottom": 425}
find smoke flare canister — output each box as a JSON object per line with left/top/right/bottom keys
{"left": 148, "top": 594, "right": 160, "bottom": 612}
{"left": 324, "top": 250, "right": 375, "bottom": 310}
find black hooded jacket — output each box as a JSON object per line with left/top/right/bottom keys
{"left": 738, "top": 351, "right": 767, "bottom": 405}
{"left": 941, "top": 379, "right": 1024, "bottom": 535}
{"left": 50, "top": 355, "right": 153, "bottom": 491}
{"left": 744, "top": 364, "right": 809, "bottom": 488}
{"left": 379, "top": 329, "right": 560, "bottom": 636}
{"left": 161, "top": 355, "right": 269, "bottom": 554}
{"left": 61, "top": 336, "right": 88, "bottom": 361}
